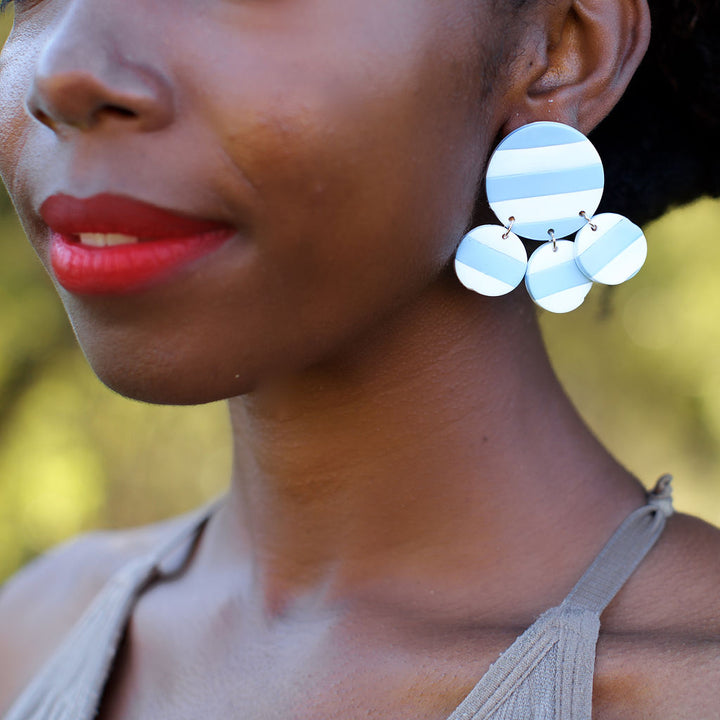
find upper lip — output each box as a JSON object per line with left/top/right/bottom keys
{"left": 39, "top": 193, "right": 234, "bottom": 238}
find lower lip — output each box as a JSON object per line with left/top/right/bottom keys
{"left": 50, "top": 230, "right": 233, "bottom": 295}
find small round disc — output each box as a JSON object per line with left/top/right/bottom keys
{"left": 525, "top": 240, "right": 593, "bottom": 313}
{"left": 574, "top": 213, "right": 647, "bottom": 285}
{"left": 454, "top": 225, "right": 528, "bottom": 297}
{"left": 486, "top": 122, "right": 604, "bottom": 241}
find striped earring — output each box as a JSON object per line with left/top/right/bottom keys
{"left": 454, "top": 121, "right": 647, "bottom": 313}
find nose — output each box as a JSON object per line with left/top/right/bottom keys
{"left": 25, "top": 8, "right": 174, "bottom": 134}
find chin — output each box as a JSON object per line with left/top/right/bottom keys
{"left": 61, "top": 294, "right": 268, "bottom": 405}
{"left": 79, "top": 341, "right": 258, "bottom": 406}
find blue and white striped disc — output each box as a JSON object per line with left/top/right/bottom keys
{"left": 525, "top": 240, "right": 593, "bottom": 313}
{"left": 486, "top": 122, "right": 604, "bottom": 241}
{"left": 574, "top": 213, "right": 647, "bottom": 285}
{"left": 454, "top": 225, "right": 528, "bottom": 297}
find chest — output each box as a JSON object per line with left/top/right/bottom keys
{"left": 97, "top": 621, "right": 513, "bottom": 720}
{"left": 98, "top": 625, "right": 720, "bottom": 720}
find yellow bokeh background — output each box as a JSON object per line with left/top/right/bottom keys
{"left": 1, "top": 10, "right": 718, "bottom": 584}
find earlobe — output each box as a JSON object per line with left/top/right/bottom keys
{"left": 503, "top": 0, "right": 651, "bottom": 135}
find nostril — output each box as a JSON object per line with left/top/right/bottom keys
{"left": 105, "top": 105, "right": 137, "bottom": 120}
{"left": 28, "top": 97, "right": 140, "bottom": 131}
{"left": 33, "top": 107, "right": 57, "bottom": 130}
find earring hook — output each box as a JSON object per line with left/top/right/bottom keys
{"left": 502, "top": 216, "right": 515, "bottom": 239}
{"left": 579, "top": 211, "right": 598, "bottom": 231}
{"left": 548, "top": 228, "right": 558, "bottom": 251}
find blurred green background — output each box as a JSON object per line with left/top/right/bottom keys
{"left": 1, "top": 11, "right": 719, "bottom": 584}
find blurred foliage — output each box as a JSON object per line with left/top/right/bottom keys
{"left": 1, "top": 11, "right": 719, "bottom": 584}
{"left": 541, "top": 199, "right": 720, "bottom": 525}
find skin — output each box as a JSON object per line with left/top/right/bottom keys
{"left": 1, "top": 0, "right": 720, "bottom": 718}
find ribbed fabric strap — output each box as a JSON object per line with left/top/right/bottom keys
{"left": 444, "top": 476, "right": 674, "bottom": 720}
{"left": 561, "top": 475, "right": 674, "bottom": 614}
{"left": 3, "top": 499, "right": 221, "bottom": 720}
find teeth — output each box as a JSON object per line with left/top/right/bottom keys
{"left": 78, "top": 233, "right": 140, "bottom": 247}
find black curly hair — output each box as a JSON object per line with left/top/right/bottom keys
{"left": 593, "top": 0, "right": 720, "bottom": 225}
{"left": 484, "top": 1, "right": 720, "bottom": 228}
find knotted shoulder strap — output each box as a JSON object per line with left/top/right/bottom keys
{"left": 561, "top": 475, "right": 674, "bottom": 615}
{"left": 444, "top": 476, "right": 674, "bottom": 720}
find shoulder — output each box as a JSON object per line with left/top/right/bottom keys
{"left": 0, "top": 515, "right": 188, "bottom": 716}
{"left": 595, "top": 512, "right": 720, "bottom": 718}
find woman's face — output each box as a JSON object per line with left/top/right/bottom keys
{"left": 0, "top": 0, "right": 509, "bottom": 403}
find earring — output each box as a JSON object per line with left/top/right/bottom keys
{"left": 454, "top": 121, "right": 647, "bottom": 313}
{"left": 573, "top": 212, "right": 647, "bottom": 286}
{"left": 454, "top": 221, "right": 528, "bottom": 297}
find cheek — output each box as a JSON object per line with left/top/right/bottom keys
{"left": 185, "top": 5, "right": 490, "bottom": 326}
{"left": 0, "top": 29, "right": 37, "bottom": 199}
{"left": 0, "top": 19, "right": 65, "bottom": 267}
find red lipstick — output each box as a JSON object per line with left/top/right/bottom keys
{"left": 41, "top": 194, "right": 234, "bottom": 294}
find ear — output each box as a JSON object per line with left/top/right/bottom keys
{"left": 499, "top": 0, "right": 651, "bottom": 136}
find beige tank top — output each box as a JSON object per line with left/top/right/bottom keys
{"left": 3, "top": 477, "right": 674, "bottom": 720}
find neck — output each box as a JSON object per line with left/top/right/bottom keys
{"left": 212, "top": 274, "right": 644, "bottom": 620}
